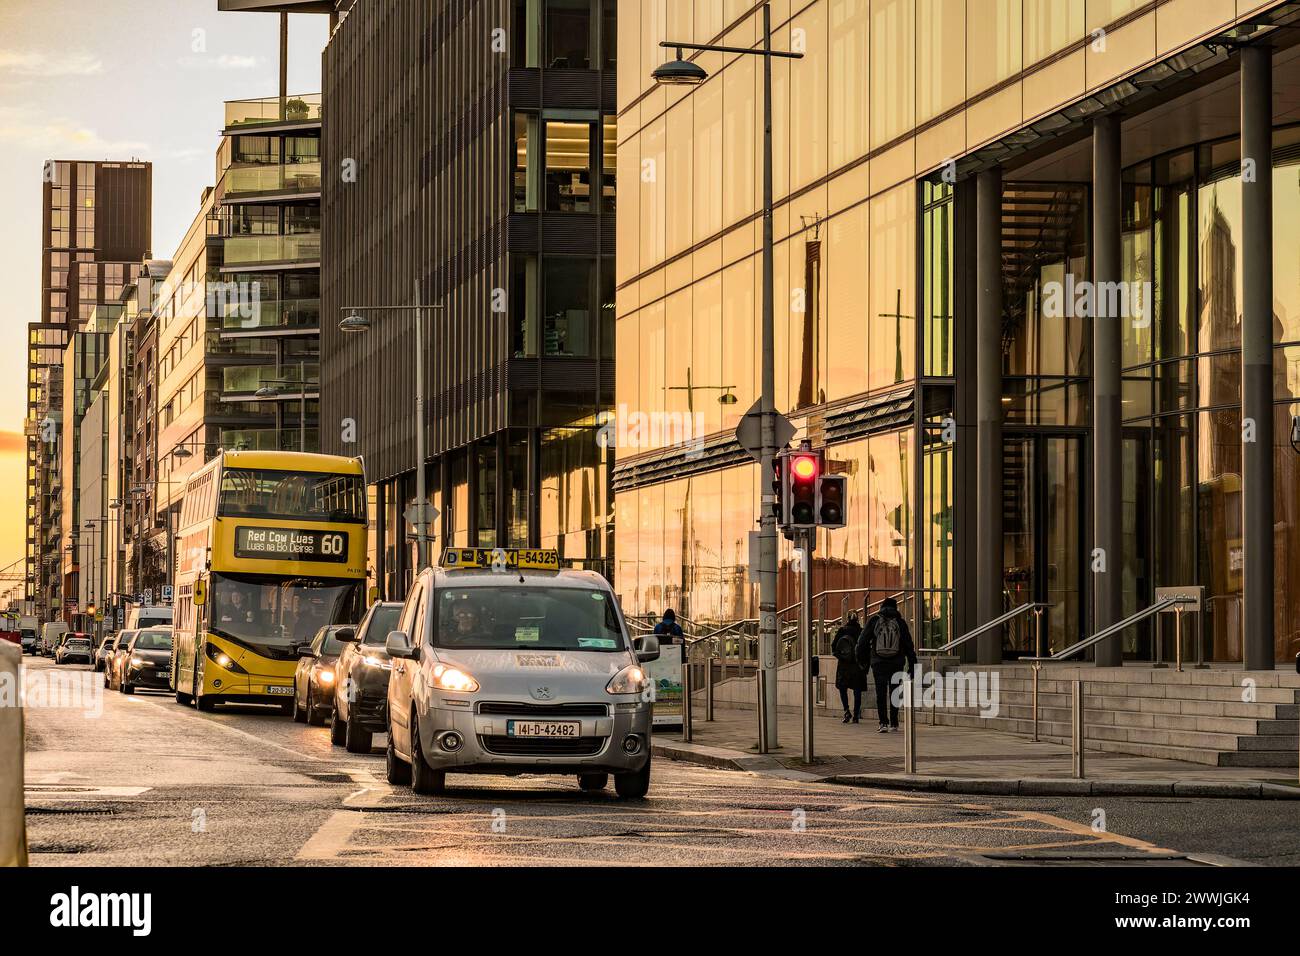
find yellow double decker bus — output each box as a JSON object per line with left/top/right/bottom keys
{"left": 171, "top": 450, "right": 367, "bottom": 713}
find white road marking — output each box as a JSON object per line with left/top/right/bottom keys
{"left": 133, "top": 694, "right": 328, "bottom": 764}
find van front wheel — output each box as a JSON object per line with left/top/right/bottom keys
{"left": 614, "top": 757, "right": 651, "bottom": 800}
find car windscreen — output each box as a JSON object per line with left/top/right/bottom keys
{"left": 433, "top": 586, "right": 626, "bottom": 652}
{"left": 210, "top": 572, "right": 363, "bottom": 660}
{"left": 362, "top": 605, "right": 401, "bottom": 645}
{"left": 133, "top": 631, "right": 172, "bottom": 650}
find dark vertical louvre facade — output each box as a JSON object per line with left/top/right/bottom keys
{"left": 323, "top": 0, "right": 616, "bottom": 593}
{"left": 322, "top": 0, "right": 509, "bottom": 482}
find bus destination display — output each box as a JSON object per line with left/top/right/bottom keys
{"left": 234, "top": 526, "right": 348, "bottom": 563}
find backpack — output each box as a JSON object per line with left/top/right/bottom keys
{"left": 873, "top": 615, "right": 901, "bottom": 659}
{"left": 832, "top": 632, "right": 857, "bottom": 665}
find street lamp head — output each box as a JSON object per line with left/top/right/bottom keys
{"left": 254, "top": 385, "right": 281, "bottom": 398}
{"left": 172, "top": 446, "right": 192, "bottom": 461}
{"left": 718, "top": 390, "right": 739, "bottom": 406}
{"left": 130, "top": 485, "right": 147, "bottom": 496}
{"left": 652, "top": 50, "right": 708, "bottom": 87}
{"left": 339, "top": 311, "right": 372, "bottom": 334}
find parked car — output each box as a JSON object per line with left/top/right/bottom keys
{"left": 330, "top": 602, "right": 403, "bottom": 752}
{"left": 118, "top": 628, "right": 173, "bottom": 695}
{"left": 55, "top": 632, "right": 94, "bottom": 665}
{"left": 105, "top": 630, "right": 139, "bottom": 691}
{"left": 96, "top": 632, "right": 125, "bottom": 675}
{"left": 292, "top": 624, "right": 355, "bottom": 727}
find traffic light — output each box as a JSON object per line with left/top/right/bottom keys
{"left": 771, "top": 456, "right": 784, "bottom": 522}
{"left": 816, "top": 474, "right": 847, "bottom": 529}
{"left": 784, "top": 449, "right": 821, "bottom": 528}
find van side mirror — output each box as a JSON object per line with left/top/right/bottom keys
{"left": 633, "top": 634, "right": 660, "bottom": 664}
{"left": 385, "top": 631, "right": 415, "bottom": 660}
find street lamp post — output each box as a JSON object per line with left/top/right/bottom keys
{"left": 339, "top": 289, "right": 445, "bottom": 573}
{"left": 653, "top": 3, "right": 802, "bottom": 748}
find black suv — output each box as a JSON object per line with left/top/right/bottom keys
{"left": 329, "top": 601, "right": 403, "bottom": 753}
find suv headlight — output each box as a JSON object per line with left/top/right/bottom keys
{"left": 360, "top": 653, "right": 391, "bottom": 670}
{"left": 431, "top": 663, "right": 478, "bottom": 693}
{"left": 606, "top": 664, "right": 650, "bottom": 696}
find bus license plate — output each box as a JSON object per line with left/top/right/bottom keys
{"left": 507, "top": 720, "right": 580, "bottom": 738}
{"left": 266, "top": 685, "right": 293, "bottom": 696}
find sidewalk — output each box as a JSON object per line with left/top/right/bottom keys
{"left": 651, "top": 707, "right": 1300, "bottom": 799}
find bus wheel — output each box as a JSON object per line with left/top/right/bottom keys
{"left": 409, "top": 713, "right": 445, "bottom": 795}
{"left": 385, "top": 727, "right": 411, "bottom": 785}
{"left": 174, "top": 690, "right": 193, "bottom": 706}
{"left": 197, "top": 694, "right": 216, "bottom": 713}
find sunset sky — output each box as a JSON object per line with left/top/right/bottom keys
{"left": 0, "top": 0, "right": 328, "bottom": 587}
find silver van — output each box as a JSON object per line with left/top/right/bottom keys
{"left": 384, "top": 549, "right": 660, "bottom": 799}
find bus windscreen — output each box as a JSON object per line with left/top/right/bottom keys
{"left": 217, "top": 468, "right": 365, "bottom": 524}
{"left": 209, "top": 572, "right": 363, "bottom": 658}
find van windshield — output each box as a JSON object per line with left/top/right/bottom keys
{"left": 433, "top": 587, "right": 626, "bottom": 652}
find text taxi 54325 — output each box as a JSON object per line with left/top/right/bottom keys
{"left": 383, "top": 548, "right": 661, "bottom": 799}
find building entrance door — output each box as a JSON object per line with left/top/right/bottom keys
{"left": 1003, "top": 433, "right": 1085, "bottom": 657}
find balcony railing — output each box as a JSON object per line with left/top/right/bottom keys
{"left": 225, "top": 94, "right": 322, "bottom": 129}
{"left": 220, "top": 428, "right": 320, "bottom": 452}
{"left": 220, "top": 233, "right": 321, "bottom": 267}
{"left": 222, "top": 364, "right": 320, "bottom": 395}
{"left": 219, "top": 298, "right": 320, "bottom": 333}
{"left": 221, "top": 162, "right": 322, "bottom": 198}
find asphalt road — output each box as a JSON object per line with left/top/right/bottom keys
{"left": 18, "top": 655, "right": 1300, "bottom": 867}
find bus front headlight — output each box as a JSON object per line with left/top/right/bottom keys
{"left": 431, "top": 663, "right": 478, "bottom": 693}
{"left": 606, "top": 664, "right": 649, "bottom": 696}
{"left": 205, "top": 643, "right": 248, "bottom": 674}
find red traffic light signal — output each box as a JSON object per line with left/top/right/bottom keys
{"left": 782, "top": 450, "right": 822, "bottom": 528}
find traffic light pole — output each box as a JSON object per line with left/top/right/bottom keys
{"left": 799, "top": 527, "right": 816, "bottom": 764}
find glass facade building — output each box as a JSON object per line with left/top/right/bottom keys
{"left": 616, "top": 0, "right": 1300, "bottom": 665}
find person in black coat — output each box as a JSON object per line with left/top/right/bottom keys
{"left": 855, "top": 597, "right": 918, "bottom": 732}
{"left": 831, "top": 613, "right": 867, "bottom": 723}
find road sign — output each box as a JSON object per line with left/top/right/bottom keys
{"left": 735, "top": 399, "right": 796, "bottom": 462}
{"left": 403, "top": 502, "right": 439, "bottom": 528}
{"left": 161, "top": 585, "right": 173, "bottom": 604}
{"left": 143, "top": 589, "right": 153, "bottom": 605}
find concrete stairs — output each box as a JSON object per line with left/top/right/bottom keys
{"left": 922, "top": 664, "right": 1300, "bottom": 768}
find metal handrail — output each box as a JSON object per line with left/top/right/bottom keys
{"left": 919, "top": 602, "right": 1049, "bottom": 656}
{"left": 1026, "top": 596, "right": 1193, "bottom": 662}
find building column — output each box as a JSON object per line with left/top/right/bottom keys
{"left": 1092, "top": 114, "right": 1123, "bottom": 667}
{"left": 1241, "top": 44, "right": 1275, "bottom": 671}
{"left": 374, "top": 481, "right": 386, "bottom": 600}
{"left": 976, "top": 167, "right": 1004, "bottom": 665}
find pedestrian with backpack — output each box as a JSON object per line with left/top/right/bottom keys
{"left": 831, "top": 613, "right": 866, "bottom": 723}
{"left": 856, "top": 596, "right": 918, "bottom": 732}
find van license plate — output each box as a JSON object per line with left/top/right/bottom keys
{"left": 507, "top": 720, "right": 580, "bottom": 738}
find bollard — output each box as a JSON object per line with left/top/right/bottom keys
{"left": 756, "top": 668, "right": 770, "bottom": 754}
{"left": 1072, "top": 679, "right": 1085, "bottom": 780}
{"left": 680, "top": 650, "right": 693, "bottom": 743}
{"left": 903, "top": 673, "right": 916, "bottom": 774}
{"left": 1032, "top": 606, "right": 1044, "bottom": 742}
{"left": 705, "top": 654, "right": 715, "bottom": 722}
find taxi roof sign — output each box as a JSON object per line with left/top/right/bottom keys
{"left": 439, "top": 548, "right": 560, "bottom": 572}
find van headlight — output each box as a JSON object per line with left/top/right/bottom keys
{"left": 431, "top": 663, "right": 478, "bottom": 693}
{"left": 606, "top": 664, "right": 649, "bottom": 696}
